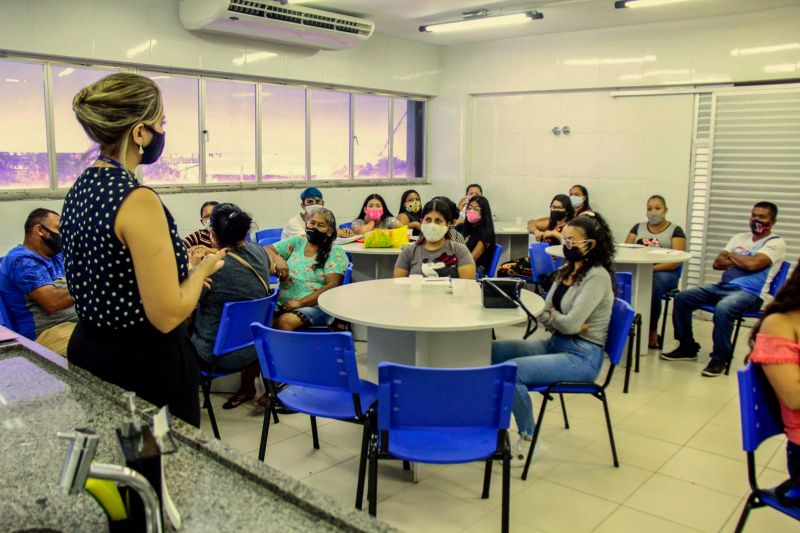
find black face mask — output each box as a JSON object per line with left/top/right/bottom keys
{"left": 563, "top": 246, "right": 584, "bottom": 263}
{"left": 306, "top": 228, "right": 328, "bottom": 245}
{"left": 550, "top": 210, "right": 567, "bottom": 222}
{"left": 42, "top": 230, "right": 63, "bottom": 254}
{"left": 140, "top": 126, "right": 166, "bottom": 165}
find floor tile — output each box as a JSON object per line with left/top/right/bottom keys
{"left": 592, "top": 505, "right": 702, "bottom": 533}
{"left": 464, "top": 511, "right": 546, "bottom": 533}
{"left": 509, "top": 479, "right": 617, "bottom": 532}
{"left": 543, "top": 459, "right": 653, "bottom": 503}
{"left": 301, "top": 456, "right": 411, "bottom": 507}
{"left": 421, "top": 461, "right": 529, "bottom": 511}
{"left": 250, "top": 432, "right": 353, "bottom": 480}
{"left": 658, "top": 447, "right": 749, "bottom": 497}
{"left": 583, "top": 427, "right": 681, "bottom": 472}
{"left": 376, "top": 484, "right": 492, "bottom": 533}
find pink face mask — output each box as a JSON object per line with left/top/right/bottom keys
{"left": 466, "top": 210, "right": 482, "bottom": 224}
{"left": 366, "top": 208, "right": 383, "bottom": 221}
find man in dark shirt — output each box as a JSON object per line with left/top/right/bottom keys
{"left": 183, "top": 200, "right": 219, "bottom": 249}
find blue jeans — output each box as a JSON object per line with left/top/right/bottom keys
{"left": 672, "top": 283, "right": 762, "bottom": 362}
{"left": 651, "top": 270, "right": 680, "bottom": 332}
{"left": 294, "top": 306, "right": 334, "bottom": 327}
{"left": 491, "top": 334, "right": 604, "bottom": 437}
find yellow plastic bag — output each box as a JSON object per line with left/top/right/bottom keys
{"left": 363, "top": 225, "right": 410, "bottom": 248}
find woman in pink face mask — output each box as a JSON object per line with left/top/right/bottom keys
{"left": 455, "top": 195, "right": 496, "bottom": 278}
{"left": 352, "top": 193, "right": 394, "bottom": 235}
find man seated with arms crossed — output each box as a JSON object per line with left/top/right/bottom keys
{"left": 661, "top": 201, "right": 786, "bottom": 377}
{"left": 0, "top": 208, "right": 77, "bottom": 356}
{"left": 183, "top": 200, "right": 219, "bottom": 249}
{"left": 282, "top": 187, "right": 353, "bottom": 240}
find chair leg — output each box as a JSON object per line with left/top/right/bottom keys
{"left": 310, "top": 416, "right": 320, "bottom": 449}
{"left": 659, "top": 295, "right": 671, "bottom": 351}
{"left": 623, "top": 326, "right": 634, "bottom": 394}
{"left": 201, "top": 379, "right": 221, "bottom": 440}
{"left": 481, "top": 460, "right": 493, "bottom": 499}
{"left": 599, "top": 391, "right": 619, "bottom": 467}
{"left": 634, "top": 314, "right": 642, "bottom": 373}
{"left": 733, "top": 493, "right": 756, "bottom": 533}
{"left": 257, "top": 399, "right": 273, "bottom": 462}
{"left": 522, "top": 395, "right": 550, "bottom": 481}
{"left": 355, "top": 422, "right": 370, "bottom": 510}
{"left": 559, "top": 393, "right": 569, "bottom": 429}
{"left": 403, "top": 460, "right": 411, "bottom": 471}
{"left": 501, "top": 445, "right": 510, "bottom": 533}
{"left": 726, "top": 318, "right": 743, "bottom": 376}
{"left": 367, "top": 434, "right": 379, "bottom": 516}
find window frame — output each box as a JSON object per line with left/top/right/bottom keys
{"left": 0, "top": 54, "right": 428, "bottom": 200}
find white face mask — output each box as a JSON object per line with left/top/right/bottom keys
{"left": 421, "top": 222, "right": 448, "bottom": 242}
{"left": 304, "top": 204, "right": 323, "bottom": 215}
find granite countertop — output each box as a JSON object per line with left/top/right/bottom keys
{"left": 0, "top": 336, "right": 394, "bottom": 532}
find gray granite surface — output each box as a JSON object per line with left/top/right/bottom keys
{"left": 0, "top": 341, "right": 394, "bottom": 532}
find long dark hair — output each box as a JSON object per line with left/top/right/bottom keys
{"left": 398, "top": 189, "right": 421, "bottom": 217}
{"left": 209, "top": 203, "right": 252, "bottom": 248}
{"left": 356, "top": 193, "right": 393, "bottom": 222}
{"left": 556, "top": 212, "right": 615, "bottom": 286}
{"left": 571, "top": 184, "right": 593, "bottom": 215}
{"left": 309, "top": 208, "right": 338, "bottom": 270}
{"left": 548, "top": 194, "right": 575, "bottom": 231}
{"left": 461, "top": 195, "right": 495, "bottom": 247}
{"left": 417, "top": 198, "right": 457, "bottom": 244}
{"left": 749, "top": 259, "right": 799, "bottom": 351}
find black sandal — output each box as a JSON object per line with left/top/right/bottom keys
{"left": 648, "top": 335, "right": 661, "bottom": 350}
{"left": 222, "top": 392, "right": 255, "bottom": 410}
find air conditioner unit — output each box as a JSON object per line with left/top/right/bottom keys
{"left": 179, "top": 0, "right": 375, "bottom": 51}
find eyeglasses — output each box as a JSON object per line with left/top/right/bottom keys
{"left": 560, "top": 237, "right": 594, "bottom": 249}
{"left": 466, "top": 205, "right": 482, "bottom": 213}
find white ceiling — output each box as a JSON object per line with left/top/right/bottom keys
{"left": 289, "top": 0, "right": 800, "bottom": 46}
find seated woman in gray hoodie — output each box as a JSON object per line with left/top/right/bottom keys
{"left": 492, "top": 214, "right": 616, "bottom": 467}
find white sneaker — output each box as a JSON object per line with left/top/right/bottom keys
{"left": 510, "top": 436, "right": 547, "bottom": 468}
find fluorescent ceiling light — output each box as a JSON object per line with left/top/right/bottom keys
{"left": 615, "top": 0, "right": 694, "bottom": 8}
{"left": 126, "top": 39, "right": 157, "bottom": 59}
{"left": 58, "top": 68, "right": 75, "bottom": 78}
{"left": 420, "top": 11, "right": 542, "bottom": 34}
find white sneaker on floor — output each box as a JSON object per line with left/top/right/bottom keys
{"left": 510, "top": 435, "right": 547, "bottom": 468}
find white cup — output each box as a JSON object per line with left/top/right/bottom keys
{"left": 409, "top": 274, "right": 423, "bottom": 292}
{"left": 515, "top": 216, "right": 523, "bottom": 227}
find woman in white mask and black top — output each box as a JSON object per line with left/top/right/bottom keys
{"left": 625, "top": 195, "right": 686, "bottom": 348}
{"left": 394, "top": 198, "right": 475, "bottom": 279}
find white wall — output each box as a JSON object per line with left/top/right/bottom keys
{"left": 0, "top": 0, "right": 444, "bottom": 254}
{"left": 428, "top": 6, "right": 800, "bottom": 239}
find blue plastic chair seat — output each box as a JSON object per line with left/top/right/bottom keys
{"left": 279, "top": 380, "right": 377, "bottom": 419}
{"left": 758, "top": 490, "right": 800, "bottom": 520}
{"left": 531, "top": 383, "right": 602, "bottom": 394}
{"left": 387, "top": 427, "right": 501, "bottom": 464}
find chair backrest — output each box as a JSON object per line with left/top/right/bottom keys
{"left": 0, "top": 257, "right": 14, "bottom": 330}
{"left": 529, "top": 243, "right": 558, "bottom": 282}
{"left": 737, "top": 363, "right": 785, "bottom": 453}
{"left": 614, "top": 272, "right": 633, "bottom": 305}
{"left": 212, "top": 292, "right": 278, "bottom": 356}
{"left": 251, "top": 324, "right": 362, "bottom": 393}
{"left": 769, "top": 261, "right": 791, "bottom": 297}
{"left": 255, "top": 228, "right": 283, "bottom": 243}
{"left": 342, "top": 262, "right": 353, "bottom": 285}
{"left": 605, "top": 298, "right": 636, "bottom": 366}
{"left": 483, "top": 243, "right": 504, "bottom": 279}
{"left": 377, "top": 362, "right": 518, "bottom": 431}
{"left": 339, "top": 221, "right": 353, "bottom": 230}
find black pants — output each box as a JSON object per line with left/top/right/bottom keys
{"left": 68, "top": 321, "right": 201, "bottom": 427}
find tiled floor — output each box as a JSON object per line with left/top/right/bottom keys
{"left": 199, "top": 318, "right": 798, "bottom": 532}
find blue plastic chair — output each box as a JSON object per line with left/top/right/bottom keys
{"left": 250, "top": 324, "right": 377, "bottom": 509}
{"left": 0, "top": 257, "right": 15, "bottom": 331}
{"left": 699, "top": 261, "right": 791, "bottom": 375}
{"left": 530, "top": 242, "right": 560, "bottom": 292}
{"left": 521, "top": 298, "right": 636, "bottom": 480}
{"left": 734, "top": 364, "right": 800, "bottom": 531}
{"left": 255, "top": 228, "right": 282, "bottom": 243}
{"left": 339, "top": 221, "right": 353, "bottom": 230}
{"left": 368, "top": 362, "right": 518, "bottom": 532}
{"left": 614, "top": 272, "right": 642, "bottom": 394}
{"left": 200, "top": 291, "right": 279, "bottom": 439}
{"left": 477, "top": 243, "right": 504, "bottom": 279}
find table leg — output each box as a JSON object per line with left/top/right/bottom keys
{"left": 619, "top": 264, "right": 653, "bottom": 355}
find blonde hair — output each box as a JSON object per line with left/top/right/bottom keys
{"left": 72, "top": 73, "right": 163, "bottom": 163}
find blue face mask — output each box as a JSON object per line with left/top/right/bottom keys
{"left": 570, "top": 195, "right": 584, "bottom": 208}
{"left": 140, "top": 125, "right": 165, "bottom": 165}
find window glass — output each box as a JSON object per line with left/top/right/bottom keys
{"left": 354, "top": 94, "right": 389, "bottom": 179}
{"left": 262, "top": 84, "right": 305, "bottom": 181}
{"left": 205, "top": 79, "right": 256, "bottom": 183}
{"left": 392, "top": 98, "right": 425, "bottom": 178}
{"left": 52, "top": 65, "right": 117, "bottom": 188}
{"left": 0, "top": 60, "right": 49, "bottom": 189}
{"left": 309, "top": 89, "right": 349, "bottom": 180}
{"left": 140, "top": 73, "right": 200, "bottom": 185}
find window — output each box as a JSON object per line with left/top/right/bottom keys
{"left": 392, "top": 98, "right": 425, "bottom": 178}
{"left": 353, "top": 94, "right": 389, "bottom": 180}
{"left": 140, "top": 73, "right": 200, "bottom": 185}
{"left": 0, "top": 60, "right": 49, "bottom": 189}
{"left": 309, "top": 89, "right": 350, "bottom": 180}
{"left": 262, "top": 84, "right": 305, "bottom": 181}
{"left": 52, "top": 65, "right": 117, "bottom": 188}
{"left": 204, "top": 79, "right": 256, "bottom": 183}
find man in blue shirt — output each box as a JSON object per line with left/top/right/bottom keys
{"left": 0, "top": 208, "right": 77, "bottom": 355}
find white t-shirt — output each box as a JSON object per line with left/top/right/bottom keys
{"left": 281, "top": 213, "right": 307, "bottom": 240}
{"left": 723, "top": 232, "right": 786, "bottom": 299}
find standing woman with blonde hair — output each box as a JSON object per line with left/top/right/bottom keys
{"left": 61, "top": 73, "right": 225, "bottom": 426}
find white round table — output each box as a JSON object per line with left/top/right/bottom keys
{"left": 318, "top": 278, "right": 545, "bottom": 380}
{"left": 545, "top": 244, "right": 692, "bottom": 352}
{"left": 338, "top": 241, "right": 409, "bottom": 281}
{"left": 493, "top": 219, "right": 532, "bottom": 264}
